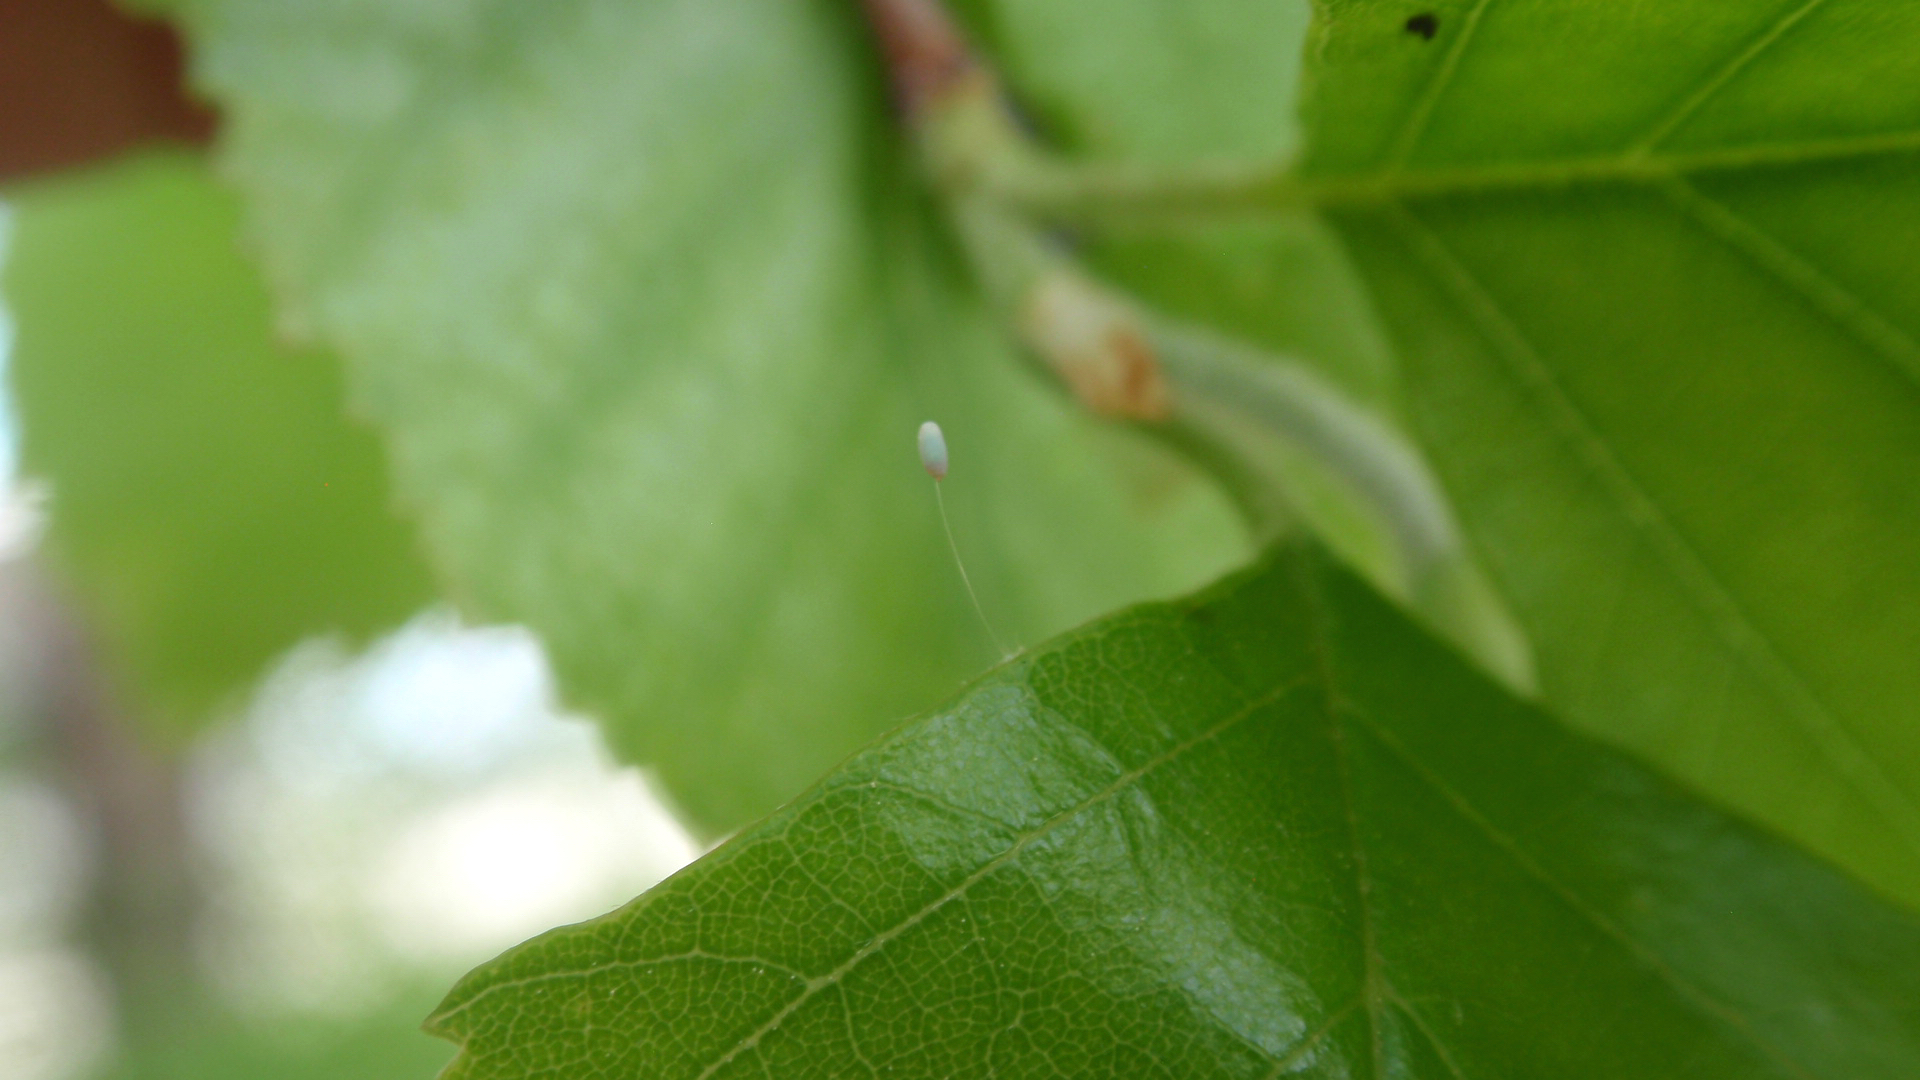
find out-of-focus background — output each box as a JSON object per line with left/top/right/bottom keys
{"left": 0, "top": 2, "right": 699, "bottom": 1076}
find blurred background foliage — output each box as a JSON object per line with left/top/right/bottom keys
{"left": 0, "top": 2, "right": 701, "bottom": 1077}
{"left": 6, "top": 150, "right": 434, "bottom": 739}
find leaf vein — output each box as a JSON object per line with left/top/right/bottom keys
{"left": 1260, "top": 996, "right": 1364, "bottom": 1080}
{"left": 1654, "top": 175, "right": 1920, "bottom": 388}
{"left": 1293, "top": 554, "right": 1391, "bottom": 1079}
{"left": 1387, "top": 0, "right": 1498, "bottom": 169}
{"left": 1299, "top": 129, "right": 1920, "bottom": 209}
{"left": 1382, "top": 201, "right": 1920, "bottom": 864}
{"left": 1341, "top": 703, "right": 1818, "bottom": 1080}
{"left": 1627, "top": 0, "right": 1834, "bottom": 156}
{"left": 1385, "top": 985, "right": 1471, "bottom": 1080}
{"left": 685, "top": 674, "right": 1309, "bottom": 1079}
{"left": 430, "top": 950, "right": 812, "bottom": 1029}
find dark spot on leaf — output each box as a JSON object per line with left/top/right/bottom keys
{"left": 1406, "top": 12, "right": 1438, "bottom": 40}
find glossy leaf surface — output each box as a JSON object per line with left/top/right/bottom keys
{"left": 429, "top": 545, "right": 1920, "bottom": 1079}
{"left": 4, "top": 152, "right": 433, "bottom": 735}
{"left": 1302, "top": 0, "right": 1920, "bottom": 908}
{"left": 175, "top": 0, "right": 1244, "bottom": 832}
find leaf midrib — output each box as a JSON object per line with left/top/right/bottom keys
{"left": 1296, "top": 554, "right": 1819, "bottom": 1078}
{"left": 1294, "top": 556, "right": 1818, "bottom": 1079}
{"left": 1341, "top": 699, "right": 1819, "bottom": 1079}
{"left": 1295, "top": 127, "right": 1920, "bottom": 208}
{"left": 1298, "top": 554, "right": 1396, "bottom": 1079}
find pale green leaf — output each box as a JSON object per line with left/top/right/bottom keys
{"left": 174, "top": 0, "right": 1245, "bottom": 831}
{"left": 1299, "top": 0, "right": 1920, "bottom": 908}
{"left": 430, "top": 544, "right": 1920, "bottom": 1079}
{"left": 961, "top": 0, "right": 1306, "bottom": 165}
{"left": 967, "top": 0, "right": 1402, "bottom": 409}
{"left": 4, "top": 152, "right": 433, "bottom": 736}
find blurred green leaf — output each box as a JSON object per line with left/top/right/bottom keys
{"left": 977, "top": 0, "right": 1401, "bottom": 404}
{"left": 174, "top": 0, "right": 1245, "bottom": 832}
{"left": 4, "top": 152, "right": 433, "bottom": 737}
{"left": 962, "top": 0, "right": 1307, "bottom": 166}
{"left": 104, "top": 987, "right": 454, "bottom": 1080}
{"left": 1299, "top": 0, "right": 1920, "bottom": 909}
{"left": 430, "top": 543, "right": 1920, "bottom": 1079}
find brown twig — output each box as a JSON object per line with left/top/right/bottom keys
{"left": 0, "top": 0, "right": 215, "bottom": 181}
{"left": 2, "top": 560, "right": 203, "bottom": 1037}
{"left": 856, "top": 0, "right": 980, "bottom": 118}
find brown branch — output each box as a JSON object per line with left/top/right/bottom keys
{"left": 856, "top": 0, "right": 980, "bottom": 118}
{"left": 0, "top": 0, "right": 215, "bottom": 182}
{"left": 2, "top": 560, "right": 202, "bottom": 1037}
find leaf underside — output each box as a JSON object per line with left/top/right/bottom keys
{"left": 429, "top": 545, "right": 1920, "bottom": 1080}
{"left": 1300, "top": 0, "right": 1920, "bottom": 909}
{"left": 176, "top": 0, "right": 1246, "bottom": 833}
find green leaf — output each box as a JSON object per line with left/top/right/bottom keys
{"left": 966, "top": 0, "right": 1401, "bottom": 412}
{"left": 961, "top": 0, "right": 1307, "bottom": 165}
{"left": 3, "top": 152, "right": 433, "bottom": 736}
{"left": 429, "top": 543, "right": 1920, "bottom": 1079}
{"left": 174, "top": 0, "right": 1245, "bottom": 831}
{"left": 950, "top": 1, "right": 1540, "bottom": 696}
{"left": 104, "top": 988, "right": 454, "bottom": 1080}
{"left": 1296, "top": 0, "right": 1920, "bottom": 909}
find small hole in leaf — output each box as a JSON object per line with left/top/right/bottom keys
{"left": 1406, "top": 12, "right": 1438, "bottom": 40}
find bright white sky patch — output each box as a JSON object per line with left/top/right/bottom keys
{"left": 194, "top": 611, "right": 699, "bottom": 1014}
{"left": 0, "top": 950, "right": 112, "bottom": 1080}
{"left": 367, "top": 765, "right": 697, "bottom": 962}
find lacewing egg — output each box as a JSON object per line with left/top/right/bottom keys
{"left": 918, "top": 420, "right": 949, "bottom": 480}
{"left": 916, "top": 418, "right": 1009, "bottom": 654}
